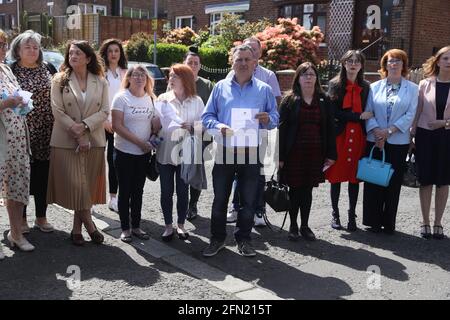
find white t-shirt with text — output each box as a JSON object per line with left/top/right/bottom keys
{"left": 112, "top": 89, "right": 154, "bottom": 155}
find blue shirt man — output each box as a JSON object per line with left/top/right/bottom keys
{"left": 226, "top": 37, "right": 281, "bottom": 227}
{"left": 201, "top": 44, "right": 279, "bottom": 258}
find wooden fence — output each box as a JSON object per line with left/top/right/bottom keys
{"left": 52, "top": 14, "right": 165, "bottom": 45}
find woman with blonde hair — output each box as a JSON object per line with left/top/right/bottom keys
{"left": 112, "top": 65, "right": 158, "bottom": 243}
{"left": 47, "top": 40, "right": 109, "bottom": 246}
{"left": 412, "top": 45, "right": 450, "bottom": 239}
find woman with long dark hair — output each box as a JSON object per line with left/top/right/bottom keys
{"left": 99, "top": 39, "right": 128, "bottom": 212}
{"left": 47, "top": 40, "right": 109, "bottom": 246}
{"left": 278, "top": 62, "right": 337, "bottom": 241}
{"left": 325, "top": 50, "right": 372, "bottom": 231}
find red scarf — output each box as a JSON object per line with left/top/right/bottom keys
{"left": 343, "top": 81, "right": 362, "bottom": 112}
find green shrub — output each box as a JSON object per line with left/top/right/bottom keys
{"left": 199, "top": 47, "right": 230, "bottom": 69}
{"left": 149, "top": 43, "right": 188, "bottom": 67}
{"left": 125, "top": 32, "right": 153, "bottom": 62}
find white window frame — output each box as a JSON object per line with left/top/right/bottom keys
{"left": 175, "top": 15, "right": 193, "bottom": 29}
{"left": 210, "top": 11, "right": 245, "bottom": 35}
{"left": 93, "top": 5, "right": 107, "bottom": 16}
{"left": 78, "top": 3, "right": 88, "bottom": 14}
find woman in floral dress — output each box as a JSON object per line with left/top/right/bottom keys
{"left": 0, "top": 29, "right": 35, "bottom": 253}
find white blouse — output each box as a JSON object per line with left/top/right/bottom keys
{"left": 156, "top": 90, "right": 205, "bottom": 165}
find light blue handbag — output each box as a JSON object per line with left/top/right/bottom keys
{"left": 357, "top": 146, "right": 394, "bottom": 187}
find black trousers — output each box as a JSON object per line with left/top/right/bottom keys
{"left": 189, "top": 186, "right": 201, "bottom": 207}
{"left": 288, "top": 186, "right": 313, "bottom": 228}
{"left": 362, "top": 142, "right": 409, "bottom": 231}
{"left": 106, "top": 131, "right": 118, "bottom": 194}
{"left": 23, "top": 159, "right": 49, "bottom": 219}
{"left": 114, "top": 149, "right": 149, "bottom": 231}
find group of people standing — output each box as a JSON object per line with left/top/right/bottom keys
{"left": 1, "top": 26, "right": 449, "bottom": 261}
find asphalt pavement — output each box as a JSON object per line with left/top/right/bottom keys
{"left": 1, "top": 161, "right": 450, "bottom": 300}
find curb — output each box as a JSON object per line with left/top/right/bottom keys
{"left": 53, "top": 204, "right": 283, "bottom": 300}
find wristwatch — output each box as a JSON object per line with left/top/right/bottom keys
{"left": 83, "top": 122, "right": 89, "bottom": 132}
{"left": 388, "top": 128, "right": 393, "bottom": 136}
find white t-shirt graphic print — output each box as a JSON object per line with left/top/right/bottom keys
{"left": 112, "top": 89, "right": 154, "bottom": 155}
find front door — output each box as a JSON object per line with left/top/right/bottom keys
{"left": 353, "top": 0, "right": 384, "bottom": 60}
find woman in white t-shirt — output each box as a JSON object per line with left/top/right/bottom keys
{"left": 99, "top": 39, "right": 128, "bottom": 213}
{"left": 111, "top": 65, "right": 158, "bottom": 243}
{"left": 157, "top": 64, "right": 205, "bottom": 242}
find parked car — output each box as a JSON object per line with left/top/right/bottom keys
{"left": 43, "top": 50, "right": 64, "bottom": 72}
{"left": 128, "top": 61, "right": 168, "bottom": 96}
{"left": 5, "top": 50, "right": 64, "bottom": 74}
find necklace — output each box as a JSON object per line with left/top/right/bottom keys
{"left": 437, "top": 76, "right": 450, "bottom": 83}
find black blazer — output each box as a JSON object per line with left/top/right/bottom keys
{"left": 278, "top": 93, "right": 337, "bottom": 164}
{"left": 328, "top": 79, "right": 370, "bottom": 136}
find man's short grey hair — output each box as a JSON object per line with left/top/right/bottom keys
{"left": 7, "top": 30, "right": 43, "bottom": 64}
{"left": 231, "top": 44, "right": 255, "bottom": 59}
{"left": 243, "top": 37, "right": 261, "bottom": 48}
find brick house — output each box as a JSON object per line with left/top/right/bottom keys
{"left": 0, "top": 0, "right": 169, "bottom": 30}
{"left": 166, "top": 0, "right": 450, "bottom": 68}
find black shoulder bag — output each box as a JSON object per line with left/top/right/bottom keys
{"left": 263, "top": 168, "right": 290, "bottom": 231}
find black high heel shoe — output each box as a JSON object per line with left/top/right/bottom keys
{"left": 161, "top": 229, "right": 174, "bottom": 242}
{"left": 176, "top": 228, "right": 189, "bottom": 240}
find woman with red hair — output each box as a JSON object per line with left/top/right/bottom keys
{"left": 156, "top": 64, "right": 205, "bottom": 241}
{"left": 363, "top": 49, "right": 418, "bottom": 234}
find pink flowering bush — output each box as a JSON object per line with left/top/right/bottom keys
{"left": 256, "top": 18, "right": 324, "bottom": 71}
{"left": 162, "top": 27, "right": 198, "bottom": 46}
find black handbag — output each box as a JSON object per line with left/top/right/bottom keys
{"left": 402, "top": 151, "right": 420, "bottom": 188}
{"left": 145, "top": 151, "right": 159, "bottom": 181}
{"left": 263, "top": 169, "right": 290, "bottom": 231}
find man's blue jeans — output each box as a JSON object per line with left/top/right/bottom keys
{"left": 232, "top": 172, "right": 266, "bottom": 212}
{"left": 211, "top": 162, "right": 259, "bottom": 242}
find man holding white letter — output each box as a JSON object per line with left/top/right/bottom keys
{"left": 201, "top": 44, "right": 279, "bottom": 257}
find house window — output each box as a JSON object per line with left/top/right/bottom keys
{"left": 0, "top": 15, "right": 5, "bottom": 30}
{"left": 93, "top": 5, "right": 107, "bottom": 16}
{"left": 279, "top": 3, "right": 327, "bottom": 35}
{"left": 210, "top": 11, "right": 244, "bottom": 35}
{"left": 123, "top": 7, "right": 149, "bottom": 19}
{"left": 175, "top": 16, "right": 193, "bottom": 29}
{"left": 78, "top": 3, "right": 94, "bottom": 14}
{"left": 141, "top": 10, "right": 150, "bottom": 19}
{"left": 132, "top": 9, "right": 140, "bottom": 19}
{"left": 123, "top": 7, "right": 131, "bottom": 17}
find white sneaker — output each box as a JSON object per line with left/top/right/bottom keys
{"left": 226, "top": 207, "right": 238, "bottom": 223}
{"left": 0, "top": 244, "right": 5, "bottom": 260}
{"left": 108, "top": 197, "right": 118, "bottom": 212}
{"left": 254, "top": 212, "right": 266, "bottom": 227}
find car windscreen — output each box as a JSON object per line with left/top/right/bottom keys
{"left": 43, "top": 51, "right": 64, "bottom": 70}
{"left": 146, "top": 66, "right": 164, "bottom": 79}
